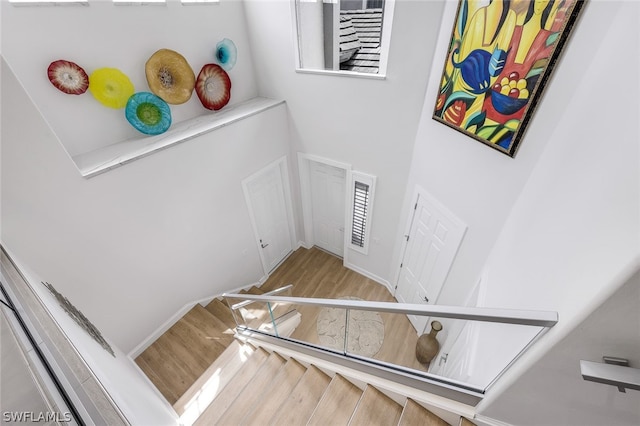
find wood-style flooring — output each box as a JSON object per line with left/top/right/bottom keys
{"left": 135, "top": 246, "right": 426, "bottom": 407}
{"left": 260, "top": 246, "right": 427, "bottom": 373}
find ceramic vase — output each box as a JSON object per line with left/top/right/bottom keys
{"left": 415, "top": 320, "right": 443, "bottom": 364}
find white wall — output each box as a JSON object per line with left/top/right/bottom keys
{"left": 472, "top": 1, "right": 640, "bottom": 420}
{"left": 394, "top": 0, "right": 602, "bottom": 308}
{"left": 394, "top": 0, "right": 639, "bottom": 396}
{"left": 1, "top": 57, "right": 292, "bottom": 353}
{"left": 1, "top": 0, "right": 258, "bottom": 158}
{"left": 243, "top": 0, "right": 445, "bottom": 285}
{"left": 6, "top": 250, "right": 179, "bottom": 425}
{"left": 479, "top": 267, "right": 640, "bottom": 426}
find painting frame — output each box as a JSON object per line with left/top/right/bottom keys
{"left": 432, "top": 0, "right": 587, "bottom": 157}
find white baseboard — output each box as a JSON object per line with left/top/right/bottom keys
{"left": 297, "top": 240, "right": 312, "bottom": 250}
{"left": 343, "top": 260, "right": 393, "bottom": 294}
{"left": 223, "top": 281, "right": 262, "bottom": 295}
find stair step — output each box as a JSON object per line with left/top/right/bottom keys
{"left": 204, "top": 352, "right": 287, "bottom": 425}
{"left": 173, "top": 340, "right": 255, "bottom": 417}
{"left": 181, "top": 304, "right": 235, "bottom": 347}
{"left": 308, "top": 374, "right": 363, "bottom": 425}
{"left": 135, "top": 339, "right": 199, "bottom": 405}
{"left": 461, "top": 418, "right": 477, "bottom": 426}
{"left": 349, "top": 385, "right": 402, "bottom": 425}
{"left": 204, "top": 298, "right": 237, "bottom": 329}
{"left": 398, "top": 398, "right": 448, "bottom": 426}
{"left": 270, "top": 365, "right": 332, "bottom": 425}
{"left": 136, "top": 303, "right": 242, "bottom": 405}
{"left": 134, "top": 355, "right": 181, "bottom": 404}
{"left": 192, "top": 347, "right": 271, "bottom": 425}
{"left": 247, "top": 286, "right": 265, "bottom": 295}
{"left": 163, "top": 309, "right": 227, "bottom": 371}
{"left": 242, "top": 359, "right": 307, "bottom": 425}
{"left": 162, "top": 324, "right": 218, "bottom": 374}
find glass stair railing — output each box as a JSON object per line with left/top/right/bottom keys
{"left": 222, "top": 287, "right": 557, "bottom": 405}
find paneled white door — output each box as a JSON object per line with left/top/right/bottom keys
{"left": 395, "top": 190, "right": 467, "bottom": 333}
{"left": 310, "top": 161, "right": 346, "bottom": 257}
{"left": 428, "top": 320, "right": 476, "bottom": 382}
{"left": 243, "top": 160, "right": 294, "bottom": 273}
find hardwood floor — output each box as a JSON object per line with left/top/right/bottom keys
{"left": 136, "top": 246, "right": 427, "bottom": 407}
{"left": 261, "top": 246, "right": 427, "bottom": 373}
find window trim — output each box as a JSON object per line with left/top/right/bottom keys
{"left": 291, "top": 0, "right": 395, "bottom": 78}
{"left": 349, "top": 171, "right": 376, "bottom": 255}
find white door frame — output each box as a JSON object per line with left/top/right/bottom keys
{"left": 242, "top": 156, "right": 297, "bottom": 276}
{"left": 297, "top": 153, "right": 352, "bottom": 261}
{"left": 393, "top": 185, "right": 425, "bottom": 294}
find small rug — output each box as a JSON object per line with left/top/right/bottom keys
{"left": 316, "top": 297, "right": 384, "bottom": 358}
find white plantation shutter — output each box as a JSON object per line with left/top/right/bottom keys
{"left": 349, "top": 172, "right": 376, "bottom": 254}
{"left": 351, "top": 181, "right": 369, "bottom": 247}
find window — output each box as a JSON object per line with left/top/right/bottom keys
{"left": 293, "top": 0, "right": 395, "bottom": 77}
{"left": 349, "top": 172, "right": 376, "bottom": 254}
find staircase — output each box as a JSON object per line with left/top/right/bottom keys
{"left": 178, "top": 339, "right": 452, "bottom": 426}
{"left": 134, "top": 287, "right": 258, "bottom": 405}
{"left": 135, "top": 284, "right": 470, "bottom": 425}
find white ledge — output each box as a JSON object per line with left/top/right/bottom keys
{"left": 72, "top": 97, "right": 284, "bottom": 178}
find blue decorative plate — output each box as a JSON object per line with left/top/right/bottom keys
{"left": 125, "top": 92, "right": 171, "bottom": 135}
{"left": 215, "top": 38, "right": 237, "bottom": 71}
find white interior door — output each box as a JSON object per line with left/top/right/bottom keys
{"left": 243, "top": 160, "right": 294, "bottom": 274}
{"left": 310, "top": 161, "right": 346, "bottom": 257}
{"left": 428, "top": 320, "right": 477, "bottom": 381}
{"left": 396, "top": 189, "right": 467, "bottom": 334}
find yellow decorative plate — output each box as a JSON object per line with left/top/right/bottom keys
{"left": 88, "top": 68, "right": 135, "bottom": 109}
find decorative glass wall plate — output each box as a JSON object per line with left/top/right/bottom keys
{"left": 195, "top": 63, "right": 231, "bottom": 111}
{"left": 125, "top": 92, "right": 172, "bottom": 135}
{"left": 215, "top": 38, "right": 237, "bottom": 71}
{"left": 47, "top": 60, "right": 89, "bottom": 95}
{"left": 145, "top": 49, "right": 195, "bottom": 105}
{"left": 89, "top": 68, "right": 135, "bottom": 109}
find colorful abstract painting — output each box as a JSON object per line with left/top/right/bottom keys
{"left": 433, "top": 0, "right": 586, "bottom": 157}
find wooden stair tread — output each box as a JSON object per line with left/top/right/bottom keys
{"left": 135, "top": 342, "right": 198, "bottom": 405}
{"left": 246, "top": 286, "right": 265, "bottom": 294}
{"left": 181, "top": 304, "right": 235, "bottom": 346}
{"left": 134, "top": 355, "right": 181, "bottom": 404}
{"left": 161, "top": 325, "right": 220, "bottom": 374}
{"left": 270, "top": 365, "right": 332, "bottom": 425}
{"left": 135, "top": 303, "right": 240, "bottom": 406}
{"left": 207, "top": 352, "right": 286, "bottom": 425}
{"left": 307, "top": 374, "right": 362, "bottom": 425}
{"left": 242, "top": 359, "right": 307, "bottom": 425}
{"left": 398, "top": 399, "right": 449, "bottom": 426}
{"left": 204, "top": 298, "right": 237, "bottom": 329}
{"left": 173, "top": 340, "right": 255, "bottom": 416}
{"left": 461, "top": 418, "right": 477, "bottom": 426}
{"left": 349, "top": 386, "right": 402, "bottom": 426}
{"left": 192, "top": 347, "right": 271, "bottom": 425}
